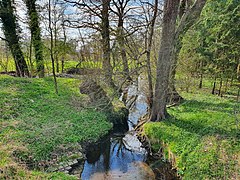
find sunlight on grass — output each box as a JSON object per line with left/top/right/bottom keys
{"left": 0, "top": 75, "right": 112, "bottom": 178}
{"left": 144, "top": 92, "right": 240, "bottom": 179}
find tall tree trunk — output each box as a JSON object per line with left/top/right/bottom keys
{"left": 199, "top": 59, "right": 203, "bottom": 89}
{"left": 150, "top": 0, "right": 180, "bottom": 121}
{"left": 169, "top": 36, "right": 183, "bottom": 101}
{"left": 4, "top": 42, "right": 9, "bottom": 72}
{"left": 117, "top": 18, "right": 131, "bottom": 81}
{"left": 169, "top": 0, "right": 207, "bottom": 102}
{"left": 48, "top": 0, "right": 58, "bottom": 94}
{"left": 111, "top": 40, "right": 117, "bottom": 70}
{"left": 25, "top": 0, "right": 44, "bottom": 77}
{"left": 61, "top": 19, "right": 67, "bottom": 73}
{"left": 61, "top": 57, "right": 64, "bottom": 73}
{"left": 212, "top": 76, "right": 217, "bottom": 95}
{"left": 0, "top": 0, "right": 29, "bottom": 77}
{"left": 150, "top": 0, "right": 206, "bottom": 121}
{"left": 199, "top": 73, "right": 203, "bottom": 89}
{"left": 101, "top": 0, "right": 116, "bottom": 89}
{"left": 28, "top": 36, "right": 34, "bottom": 76}
{"left": 218, "top": 76, "right": 223, "bottom": 96}
{"left": 146, "top": 50, "right": 153, "bottom": 107}
{"left": 53, "top": 19, "right": 59, "bottom": 73}
{"left": 146, "top": 0, "right": 158, "bottom": 108}
{"left": 112, "top": 0, "right": 132, "bottom": 83}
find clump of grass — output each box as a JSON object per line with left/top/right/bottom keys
{"left": 144, "top": 92, "right": 240, "bottom": 179}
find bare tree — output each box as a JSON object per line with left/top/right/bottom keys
{"left": 64, "top": 0, "right": 117, "bottom": 89}
{"left": 111, "top": 0, "right": 131, "bottom": 81}
{"left": 142, "top": 0, "right": 159, "bottom": 108}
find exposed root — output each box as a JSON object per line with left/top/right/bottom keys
{"left": 134, "top": 115, "right": 150, "bottom": 131}
{"left": 134, "top": 114, "right": 154, "bottom": 156}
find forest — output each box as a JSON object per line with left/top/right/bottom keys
{"left": 0, "top": 0, "right": 239, "bottom": 179}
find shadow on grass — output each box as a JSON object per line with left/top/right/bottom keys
{"left": 165, "top": 117, "right": 238, "bottom": 140}
{"left": 166, "top": 99, "right": 239, "bottom": 139}
{"left": 177, "top": 99, "right": 237, "bottom": 114}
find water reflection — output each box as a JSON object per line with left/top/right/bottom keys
{"left": 81, "top": 133, "right": 147, "bottom": 180}
{"left": 81, "top": 77, "right": 150, "bottom": 180}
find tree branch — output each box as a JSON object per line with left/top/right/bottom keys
{"left": 0, "top": 36, "right": 9, "bottom": 42}
{"left": 175, "top": 0, "right": 207, "bottom": 38}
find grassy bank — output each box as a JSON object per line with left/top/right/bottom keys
{"left": 0, "top": 75, "right": 112, "bottom": 179}
{"left": 144, "top": 92, "right": 239, "bottom": 179}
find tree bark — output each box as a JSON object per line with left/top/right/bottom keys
{"left": 101, "top": 0, "right": 116, "bottom": 89}
{"left": 150, "top": 0, "right": 206, "bottom": 121}
{"left": 218, "top": 76, "right": 223, "bottom": 96}
{"left": 146, "top": 0, "right": 158, "bottom": 108}
{"left": 25, "top": 0, "right": 45, "bottom": 77}
{"left": 212, "top": 76, "right": 217, "bottom": 95}
{"left": 117, "top": 17, "right": 131, "bottom": 81}
{"left": 4, "top": 42, "right": 9, "bottom": 72}
{"left": 28, "top": 36, "right": 34, "bottom": 76}
{"left": 61, "top": 18, "right": 67, "bottom": 73}
{"left": 0, "top": 0, "right": 29, "bottom": 77}
{"left": 199, "top": 59, "right": 203, "bottom": 89}
{"left": 48, "top": 0, "right": 58, "bottom": 94}
{"left": 150, "top": 0, "right": 180, "bottom": 121}
{"left": 113, "top": 0, "right": 131, "bottom": 81}
{"left": 54, "top": 21, "right": 59, "bottom": 73}
{"left": 199, "top": 73, "right": 203, "bottom": 89}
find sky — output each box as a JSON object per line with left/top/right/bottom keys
{"left": 0, "top": 0, "right": 80, "bottom": 41}
{"left": 0, "top": 0, "right": 163, "bottom": 50}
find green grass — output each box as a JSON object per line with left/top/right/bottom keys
{"left": 45, "top": 60, "right": 102, "bottom": 73}
{"left": 0, "top": 58, "right": 15, "bottom": 72}
{"left": 0, "top": 75, "right": 112, "bottom": 178}
{"left": 144, "top": 92, "right": 240, "bottom": 179}
{"left": 0, "top": 56, "right": 141, "bottom": 77}
{"left": 0, "top": 59, "right": 102, "bottom": 75}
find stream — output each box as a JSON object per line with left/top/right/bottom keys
{"left": 72, "top": 76, "right": 178, "bottom": 180}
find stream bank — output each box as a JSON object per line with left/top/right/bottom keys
{"left": 70, "top": 75, "right": 179, "bottom": 180}
{"left": 143, "top": 92, "right": 240, "bottom": 179}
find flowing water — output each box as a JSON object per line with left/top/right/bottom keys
{"left": 75, "top": 75, "right": 178, "bottom": 180}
